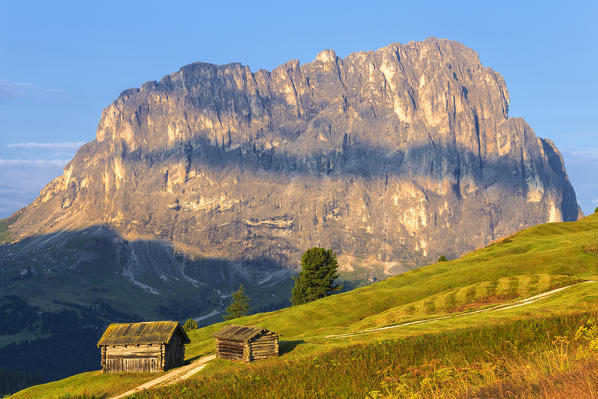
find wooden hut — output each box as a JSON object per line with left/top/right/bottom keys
{"left": 97, "top": 321, "right": 190, "bottom": 372}
{"left": 213, "top": 325, "right": 279, "bottom": 362}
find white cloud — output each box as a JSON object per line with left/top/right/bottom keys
{"left": 568, "top": 149, "right": 598, "bottom": 160}
{"left": 0, "top": 80, "right": 63, "bottom": 99}
{"left": 561, "top": 147, "right": 598, "bottom": 160}
{"left": 7, "top": 142, "right": 85, "bottom": 150}
{"left": 0, "top": 142, "right": 78, "bottom": 216}
{"left": 560, "top": 150, "right": 598, "bottom": 216}
{"left": 560, "top": 131, "right": 598, "bottom": 138}
{"left": 0, "top": 159, "right": 70, "bottom": 167}
{"left": 0, "top": 80, "right": 37, "bottom": 99}
{"left": 0, "top": 161, "right": 67, "bottom": 218}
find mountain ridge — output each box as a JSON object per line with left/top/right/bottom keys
{"left": 7, "top": 37, "right": 580, "bottom": 270}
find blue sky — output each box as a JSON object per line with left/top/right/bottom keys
{"left": 0, "top": 0, "right": 596, "bottom": 217}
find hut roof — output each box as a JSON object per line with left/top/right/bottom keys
{"left": 97, "top": 321, "right": 190, "bottom": 346}
{"left": 213, "top": 325, "right": 274, "bottom": 343}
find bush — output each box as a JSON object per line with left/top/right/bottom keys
{"left": 438, "top": 255, "right": 448, "bottom": 262}
{"left": 183, "top": 318, "right": 198, "bottom": 332}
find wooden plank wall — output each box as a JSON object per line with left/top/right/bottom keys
{"left": 216, "top": 332, "right": 279, "bottom": 362}
{"left": 249, "top": 332, "right": 279, "bottom": 361}
{"left": 165, "top": 335, "right": 186, "bottom": 370}
{"left": 216, "top": 338, "right": 247, "bottom": 361}
{"left": 103, "top": 344, "right": 164, "bottom": 372}
{"left": 105, "top": 357, "right": 162, "bottom": 373}
{"left": 100, "top": 346, "right": 107, "bottom": 370}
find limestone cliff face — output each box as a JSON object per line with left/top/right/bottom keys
{"left": 10, "top": 38, "right": 580, "bottom": 272}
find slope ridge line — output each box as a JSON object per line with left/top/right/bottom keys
{"left": 326, "top": 281, "right": 595, "bottom": 339}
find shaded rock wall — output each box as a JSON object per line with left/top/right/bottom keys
{"left": 9, "top": 38, "right": 580, "bottom": 272}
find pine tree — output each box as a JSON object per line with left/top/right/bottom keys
{"left": 224, "top": 284, "right": 250, "bottom": 320}
{"left": 291, "top": 247, "right": 342, "bottom": 306}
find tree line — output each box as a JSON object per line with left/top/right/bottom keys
{"left": 183, "top": 247, "right": 341, "bottom": 330}
{"left": 182, "top": 247, "right": 455, "bottom": 331}
{"left": 0, "top": 369, "right": 41, "bottom": 397}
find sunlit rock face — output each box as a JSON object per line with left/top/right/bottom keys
{"left": 10, "top": 38, "right": 580, "bottom": 272}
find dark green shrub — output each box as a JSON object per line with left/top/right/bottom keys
{"left": 183, "top": 318, "right": 198, "bottom": 332}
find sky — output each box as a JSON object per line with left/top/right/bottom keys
{"left": 0, "top": 0, "right": 597, "bottom": 218}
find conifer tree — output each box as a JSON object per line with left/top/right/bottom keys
{"left": 291, "top": 247, "right": 342, "bottom": 306}
{"left": 224, "top": 284, "right": 250, "bottom": 320}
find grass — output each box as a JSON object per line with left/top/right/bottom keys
{"left": 7, "top": 213, "right": 598, "bottom": 398}
{"left": 0, "top": 214, "right": 18, "bottom": 245}
{"left": 178, "top": 214, "right": 598, "bottom": 357}
{"left": 469, "top": 361, "right": 598, "bottom": 399}
{"left": 4, "top": 371, "right": 156, "bottom": 399}
{"left": 132, "top": 311, "right": 598, "bottom": 398}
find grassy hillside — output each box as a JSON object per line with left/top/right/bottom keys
{"left": 0, "top": 225, "right": 294, "bottom": 385}
{"left": 8, "top": 213, "right": 598, "bottom": 398}
{"left": 0, "top": 214, "right": 17, "bottom": 245}
{"left": 142, "top": 311, "right": 598, "bottom": 398}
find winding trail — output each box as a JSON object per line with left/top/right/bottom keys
{"left": 109, "top": 354, "right": 216, "bottom": 399}
{"left": 326, "top": 280, "right": 595, "bottom": 339}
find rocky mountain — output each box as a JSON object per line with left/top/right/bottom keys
{"left": 0, "top": 37, "right": 580, "bottom": 381}
{"left": 8, "top": 37, "right": 580, "bottom": 266}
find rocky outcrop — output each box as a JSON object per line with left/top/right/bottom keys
{"left": 7, "top": 38, "right": 580, "bottom": 275}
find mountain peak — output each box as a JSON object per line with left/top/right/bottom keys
{"left": 315, "top": 49, "right": 337, "bottom": 63}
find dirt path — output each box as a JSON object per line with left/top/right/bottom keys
{"left": 109, "top": 281, "right": 593, "bottom": 397}
{"left": 326, "top": 280, "right": 595, "bottom": 339}
{"left": 109, "top": 354, "right": 216, "bottom": 399}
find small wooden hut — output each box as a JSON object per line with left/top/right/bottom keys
{"left": 213, "top": 325, "right": 279, "bottom": 362}
{"left": 97, "top": 321, "right": 190, "bottom": 372}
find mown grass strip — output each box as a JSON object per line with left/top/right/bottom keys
{"left": 134, "top": 311, "right": 598, "bottom": 399}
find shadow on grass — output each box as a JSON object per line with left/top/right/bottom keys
{"left": 186, "top": 353, "right": 210, "bottom": 363}
{"left": 279, "top": 340, "right": 305, "bottom": 355}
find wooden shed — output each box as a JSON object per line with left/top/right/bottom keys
{"left": 97, "top": 321, "right": 190, "bottom": 373}
{"left": 213, "top": 325, "right": 279, "bottom": 362}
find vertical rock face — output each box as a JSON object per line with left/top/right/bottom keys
{"left": 9, "top": 38, "right": 580, "bottom": 273}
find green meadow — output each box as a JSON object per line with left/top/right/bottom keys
{"left": 9, "top": 213, "right": 598, "bottom": 398}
